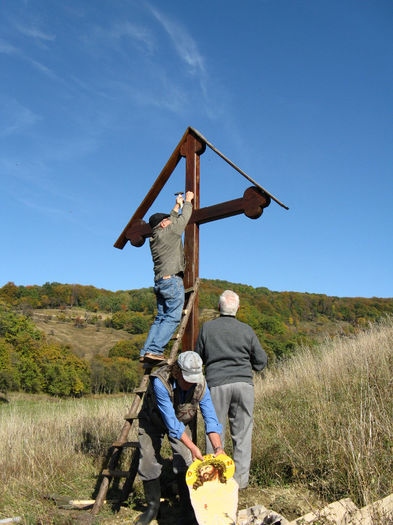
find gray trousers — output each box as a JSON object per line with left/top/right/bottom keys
{"left": 206, "top": 382, "right": 254, "bottom": 489}
{"left": 138, "top": 417, "right": 194, "bottom": 481}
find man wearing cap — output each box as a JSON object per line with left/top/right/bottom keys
{"left": 140, "top": 191, "right": 194, "bottom": 364}
{"left": 195, "top": 290, "right": 268, "bottom": 489}
{"left": 135, "top": 351, "right": 224, "bottom": 525}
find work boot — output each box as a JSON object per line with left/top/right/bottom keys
{"left": 143, "top": 353, "right": 166, "bottom": 364}
{"left": 134, "top": 478, "right": 161, "bottom": 525}
{"left": 176, "top": 473, "right": 198, "bottom": 525}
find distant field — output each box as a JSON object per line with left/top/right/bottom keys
{"left": 33, "top": 308, "right": 134, "bottom": 360}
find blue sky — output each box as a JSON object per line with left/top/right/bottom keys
{"left": 1, "top": 0, "right": 392, "bottom": 298}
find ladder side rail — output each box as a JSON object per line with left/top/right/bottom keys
{"left": 119, "top": 280, "right": 200, "bottom": 503}
{"left": 92, "top": 278, "right": 200, "bottom": 515}
{"left": 92, "top": 371, "right": 151, "bottom": 515}
{"left": 118, "top": 447, "right": 140, "bottom": 503}
{"left": 168, "top": 278, "right": 200, "bottom": 363}
{"left": 92, "top": 421, "right": 131, "bottom": 514}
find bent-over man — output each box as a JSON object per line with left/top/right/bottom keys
{"left": 136, "top": 351, "right": 224, "bottom": 525}
{"left": 195, "top": 290, "right": 268, "bottom": 489}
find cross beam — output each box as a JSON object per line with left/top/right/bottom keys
{"left": 125, "top": 186, "right": 271, "bottom": 247}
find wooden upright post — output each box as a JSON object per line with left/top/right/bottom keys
{"left": 180, "top": 133, "right": 205, "bottom": 350}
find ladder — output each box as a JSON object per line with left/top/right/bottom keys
{"left": 91, "top": 278, "right": 200, "bottom": 515}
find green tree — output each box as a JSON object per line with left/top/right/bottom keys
{"left": 109, "top": 337, "right": 144, "bottom": 360}
{"left": 91, "top": 356, "right": 139, "bottom": 394}
{"left": 16, "top": 355, "right": 44, "bottom": 393}
{"left": 0, "top": 338, "right": 19, "bottom": 391}
{"left": 111, "top": 311, "right": 150, "bottom": 334}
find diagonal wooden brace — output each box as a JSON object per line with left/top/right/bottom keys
{"left": 125, "top": 186, "right": 270, "bottom": 247}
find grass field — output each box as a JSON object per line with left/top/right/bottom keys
{"left": 0, "top": 318, "right": 392, "bottom": 523}
{"left": 252, "top": 316, "right": 393, "bottom": 509}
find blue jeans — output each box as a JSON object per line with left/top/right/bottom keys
{"left": 140, "top": 275, "right": 184, "bottom": 357}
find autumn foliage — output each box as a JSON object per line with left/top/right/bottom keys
{"left": 1, "top": 279, "right": 392, "bottom": 396}
{"left": 0, "top": 303, "right": 90, "bottom": 396}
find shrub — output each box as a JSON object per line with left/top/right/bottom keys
{"left": 91, "top": 356, "right": 140, "bottom": 394}
{"left": 38, "top": 343, "right": 91, "bottom": 396}
{"left": 108, "top": 336, "right": 145, "bottom": 360}
{"left": 111, "top": 311, "right": 150, "bottom": 334}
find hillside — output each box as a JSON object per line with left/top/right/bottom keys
{"left": 0, "top": 304, "right": 141, "bottom": 397}
{"left": 1, "top": 279, "right": 392, "bottom": 397}
{"left": 32, "top": 308, "right": 133, "bottom": 360}
{"left": 1, "top": 279, "right": 392, "bottom": 363}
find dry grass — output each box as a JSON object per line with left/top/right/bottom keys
{"left": 0, "top": 394, "right": 135, "bottom": 522}
{"left": 1, "top": 318, "right": 392, "bottom": 522}
{"left": 252, "top": 317, "right": 393, "bottom": 507}
{"left": 0, "top": 392, "right": 319, "bottom": 523}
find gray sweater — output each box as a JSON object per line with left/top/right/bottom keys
{"left": 150, "top": 201, "right": 192, "bottom": 281}
{"left": 195, "top": 315, "right": 268, "bottom": 387}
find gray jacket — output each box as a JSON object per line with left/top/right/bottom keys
{"left": 195, "top": 315, "right": 268, "bottom": 387}
{"left": 150, "top": 202, "right": 192, "bottom": 281}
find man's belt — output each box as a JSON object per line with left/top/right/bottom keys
{"left": 162, "top": 272, "right": 184, "bottom": 280}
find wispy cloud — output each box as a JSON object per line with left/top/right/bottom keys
{"left": 43, "top": 135, "right": 100, "bottom": 163}
{"left": 16, "top": 196, "right": 72, "bottom": 218}
{"left": 12, "top": 193, "right": 108, "bottom": 238}
{"left": 85, "top": 20, "right": 155, "bottom": 57}
{"left": 145, "top": 4, "right": 209, "bottom": 100}
{"left": 0, "top": 38, "right": 60, "bottom": 81}
{"left": 147, "top": 4, "right": 205, "bottom": 75}
{"left": 15, "top": 24, "right": 55, "bottom": 41}
{"left": 109, "top": 21, "right": 155, "bottom": 54}
{"left": 69, "top": 75, "right": 113, "bottom": 100}
{"left": 28, "top": 58, "right": 60, "bottom": 80}
{"left": 144, "top": 7, "right": 238, "bottom": 130}
{"left": 0, "top": 38, "right": 18, "bottom": 55}
{"left": 107, "top": 75, "right": 187, "bottom": 115}
{"left": 0, "top": 97, "right": 40, "bottom": 137}
{"left": 1, "top": 156, "right": 88, "bottom": 212}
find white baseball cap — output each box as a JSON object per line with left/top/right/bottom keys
{"left": 177, "top": 351, "right": 204, "bottom": 383}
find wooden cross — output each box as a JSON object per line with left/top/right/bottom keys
{"left": 114, "top": 127, "right": 287, "bottom": 350}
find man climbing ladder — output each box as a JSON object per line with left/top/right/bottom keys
{"left": 140, "top": 190, "right": 194, "bottom": 364}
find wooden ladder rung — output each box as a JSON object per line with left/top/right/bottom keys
{"left": 102, "top": 469, "right": 130, "bottom": 478}
{"left": 124, "top": 411, "right": 139, "bottom": 420}
{"left": 133, "top": 387, "right": 147, "bottom": 394}
{"left": 111, "top": 441, "right": 140, "bottom": 448}
{"left": 142, "top": 360, "right": 168, "bottom": 370}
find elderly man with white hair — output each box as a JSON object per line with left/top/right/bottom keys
{"left": 195, "top": 290, "right": 268, "bottom": 489}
